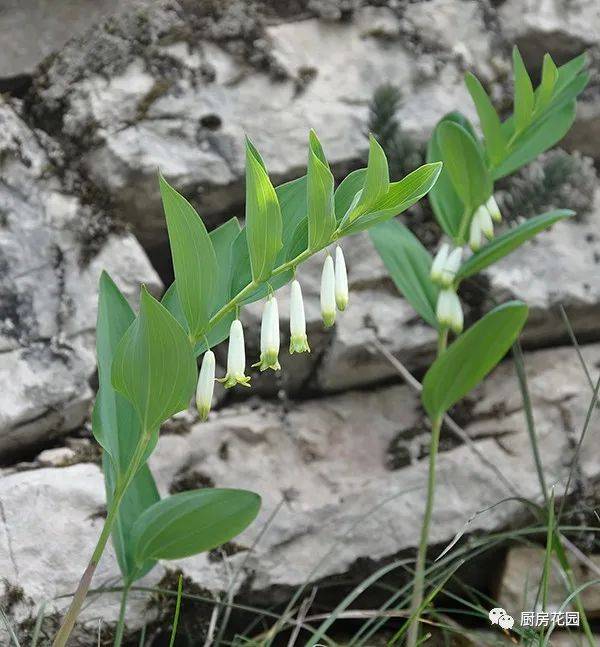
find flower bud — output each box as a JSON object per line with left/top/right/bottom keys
{"left": 335, "top": 245, "right": 349, "bottom": 311}
{"left": 253, "top": 296, "right": 281, "bottom": 371}
{"left": 289, "top": 280, "right": 310, "bottom": 354}
{"left": 436, "top": 289, "right": 463, "bottom": 334}
{"left": 320, "top": 253, "right": 336, "bottom": 328}
{"left": 476, "top": 204, "right": 494, "bottom": 239}
{"left": 442, "top": 247, "right": 462, "bottom": 285}
{"left": 469, "top": 210, "right": 483, "bottom": 252}
{"left": 486, "top": 195, "right": 502, "bottom": 223}
{"left": 218, "top": 319, "right": 250, "bottom": 388}
{"left": 430, "top": 243, "right": 450, "bottom": 285}
{"left": 196, "top": 350, "right": 215, "bottom": 421}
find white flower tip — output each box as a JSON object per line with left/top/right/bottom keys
{"left": 486, "top": 195, "right": 502, "bottom": 223}
{"left": 334, "top": 246, "right": 349, "bottom": 311}
{"left": 196, "top": 350, "right": 216, "bottom": 421}
{"left": 321, "top": 253, "right": 336, "bottom": 326}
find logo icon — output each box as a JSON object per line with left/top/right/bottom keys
{"left": 489, "top": 607, "right": 514, "bottom": 630}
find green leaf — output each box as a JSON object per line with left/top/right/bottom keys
{"left": 369, "top": 220, "right": 439, "bottom": 328}
{"left": 93, "top": 272, "right": 160, "bottom": 581}
{"left": 93, "top": 272, "right": 137, "bottom": 467}
{"left": 422, "top": 301, "right": 529, "bottom": 418}
{"left": 103, "top": 454, "right": 159, "bottom": 581}
{"left": 361, "top": 135, "right": 390, "bottom": 207}
{"left": 457, "top": 210, "right": 574, "bottom": 280}
{"left": 334, "top": 169, "right": 366, "bottom": 222}
{"left": 513, "top": 46, "right": 534, "bottom": 134}
{"left": 307, "top": 130, "right": 336, "bottom": 250}
{"left": 465, "top": 72, "right": 506, "bottom": 165}
{"left": 535, "top": 53, "right": 558, "bottom": 114}
{"left": 344, "top": 135, "right": 389, "bottom": 222}
{"left": 427, "top": 114, "right": 466, "bottom": 239}
{"left": 437, "top": 120, "right": 492, "bottom": 209}
{"left": 159, "top": 175, "right": 218, "bottom": 340}
{"left": 132, "top": 488, "right": 261, "bottom": 563}
{"left": 277, "top": 175, "right": 308, "bottom": 261}
{"left": 245, "top": 137, "right": 283, "bottom": 282}
{"left": 112, "top": 287, "right": 197, "bottom": 433}
{"left": 493, "top": 101, "right": 577, "bottom": 179}
{"left": 340, "top": 162, "right": 442, "bottom": 235}
{"left": 162, "top": 217, "right": 240, "bottom": 356}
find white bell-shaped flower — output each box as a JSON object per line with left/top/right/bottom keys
{"left": 289, "top": 280, "right": 310, "bottom": 354}
{"left": 253, "top": 296, "right": 281, "bottom": 371}
{"left": 430, "top": 243, "right": 450, "bottom": 285}
{"left": 335, "top": 245, "right": 349, "bottom": 311}
{"left": 218, "top": 319, "right": 250, "bottom": 388}
{"left": 196, "top": 350, "right": 216, "bottom": 421}
{"left": 436, "top": 288, "right": 463, "bottom": 334}
{"left": 476, "top": 204, "right": 494, "bottom": 239}
{"left": 469, "top": 210, "right": 484, "bottom": 252}
{"left": 486, "top": 195, "right": 502, "bottom": 223}
{"left": 320, "top": 253, "right": 336, "bottom": 328}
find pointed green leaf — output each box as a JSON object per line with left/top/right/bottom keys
{"left": 162, "top": 217, "right": 241, "bottom": 355}
{"left": 361, "top": 134, "right": 389, "bottom": 206}
{"left": 465, "top": 72, "right": 506, "bottom": 165}
{"left": 369, "top": 220, "right": 439, "bottom": 328}
{"left": 307, "top": 130, "right": 336, "bottom": 250}
{"left": 132, "top": 488, "right": 261, "bottom": 563}
{"left": 437, "top": 121, "right": 492, "bottom": 209}
{"left": 513, "top": 46, "right": 534, "bottom": 135}
{"left": 493, "top": 101, "right": 577, "bottom": 179}
{"left": 245, "top": 137, "right": 283, "bottom": 282}
{"left": 535, "top": 53, "right": 558, "bottom": 114}
{"left": 345, "top": 135, "right": 389, "bottom": 223}
{"left": 422, "top": 301, "right": 529, "bottom": 418}
{"left": 334, "top": 168, "right": 366, "bottom": 222}
{"left": 93, "top": 272, "right": 160, "bottom": 581}
{"left": 93, "top": 272, "right": 137, "bottom": 467}
{"left": 341, "top": 162, "right": 442, "bottom": 235}
{"left": 457, "top": 210, "right": 574, "bottom": 280}
{"left": 159, "top": 175, "right": 218, "bottom": 340}
{"left": 112, "top": 287, "right": 197, "bottom": 432}
{"left": 103, "top": 454, "right": 159, "bottom": 581}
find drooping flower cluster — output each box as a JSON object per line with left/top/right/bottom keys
{"left": 431, "top": 194, "right": 503, "bottom": 334}
{"left": 469, "top": 195, "right": 502, "bottom": 251}
{"left": 196, "top": 245, "right": 349, "bottom": 419}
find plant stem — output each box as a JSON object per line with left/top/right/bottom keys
{"left": 406, "top": 328, "right": 447, "bottom": 647}
{"left": 113, "top": 583, "right": 131, "bottom": 647}
{"left": 52, "top": 434, "right": 151, "bottom": 647}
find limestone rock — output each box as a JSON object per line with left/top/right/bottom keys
{"left": 30, "top": 1, "right": 484, "bottom": 248}
{"left": 498, "top": 0, "right": 599, "bottom": 67}
{"left": 3, "top": 342, "right": 600, "bottom": 635}
{"left": 0, "top": 0, "right": 121, "bottom": 79}
{"left": 0, "top": 100, "right": 161, "bottom": 460}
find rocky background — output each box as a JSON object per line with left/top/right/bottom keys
{"left": 1, "top": 0, "right": 600, "bottom": 644}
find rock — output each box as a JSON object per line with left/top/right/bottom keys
{"left": 498, "top": 546, "right": 600, "bottom": 620}
{"left": 30, "top": 1, "right": 484, "bottom": 248}
{"left": 4, "top": 342, "right": 600, "bottom": 635}
{"left": 0, "top": 100, "right": 162, "bottom": 460}
{"left": 0, "top": 0, "right": 121, "bottom": 81}
{"left": 36, "top": 446, "right": 77, "bottom": 467}
{"left": 488, "top": 189, "right": 600, "bottom": 347}
{"left": 498, "top": 0, "right": 599, "bottom": 67}
{"left": 0, "top": 463, "right": 164, "bottom": 640}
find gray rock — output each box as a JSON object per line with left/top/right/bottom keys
{"left": 498, "top": 0, "right": 599, "bottom": 67}
{"left": 0, "top": 100, "right": 161, "bottom": 459}
{"left": 31, "top": 1, "right": 483, "bottom": 247}
{"left": 0, "top": 0, "right": 121, "bottom": 79}
{"left": 3, "top": 342, "right": 600, "bottom": 635}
